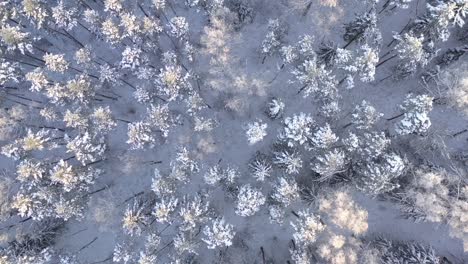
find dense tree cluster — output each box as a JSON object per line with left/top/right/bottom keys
{"left": 0, "top": 0, "right": 466, "bottom": 263}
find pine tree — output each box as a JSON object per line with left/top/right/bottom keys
{"left": 0, "top": 60, "right": 20, "bottom": 85}
{"left": 278, "top": 112, "right": 314, "bottom": 148}
{"left": 173, "top": 230, "right": 199, "bottom": 255}
{"left": 394, "top": 33, "right": 436, "bottom": 78}
{"left": 310, "top": 123, "right": 339, "bottom": 149}
{"left": 0, "top": 25, "right": 32, "bottom": 54}
{"left": 179, "top": 195, "right": 209, "bottom": 231}
{"left": 318, "top": 190, "right": 368, "bottom": 235}
{"left": 354, "top": 152, "right": 406, "bottom": 195}
{"left": 266, "top": 98, "right": 285, "bottom": 119}
{"left": 151, "top": 168, "right": 176, "bottom": 196}
{"left": 346, "top": 44, "right": 379, "bottom": 83}
{"left": 315, "top": 231, "right": 361, "bottom": 264}
{"left": 245, "top": 119, "right": 268, "bottom": 145}
{"left": 311, "top": 149, "right": 347, "bottom": 182}
{"left": 354, "top": 131, "right": 390, "bottom": 161}
{"left": 351, "top": 100, "right": 383, "bottom": 129}
{"left": 290, "top": 210, "right": 326, "bottom": 246}
{"left": 122, "top": 200, "right": 148, "bottom": 236}
{"left": 16, "top": 159, "right": 45, "bottom": 183}
{"left": 343, "top": 9, "right": 381, "bottom": 47}
{"left": 104, "top": 0, "right": 124, "bottom": 13}
{"left": 168, "top": 17, "right": 189, "bottom": 39}
{"left": 66, "top": 132, "right": 106, "bottom": 165}
{"left": 153, "top": 196, "right": 178, "bottom": 223}
{"left": 22, "top": 0, "right": 49, "bottom": 28}
{"left": 202, "top": 218, "right": 235, "bottom": 249}
{"left": 261, "top": 19, "right": 285, "bottom": 57}
{"left": 249, "top": 157, "right": 272, "bottom": 182}
{"left": 280, "top": 45, "right": 298, "bottom": 64}
{"left": 292, "top": 57, "right": 337, "bottom": 99}
{"left": 373, "top": 238, "right": 441, "bottom": 264}
{"left": 411, "top": 0, "right": 468, "bottom": 42}
{"left": 395, "top": 94, "right": 433, "bottom": 135}
{"left": 51, "top": 1, "right": 77, "bottom": 30}
{"left": 156, "top": 64, "right": 191, "bottom": 101}
{"left": 272, "top": 177, "right": 300, "bottom": 206}
{"left": 203, "top": 165, "right": 224, "bottom": 185}
{"left": 297, "top": 34, "right": 316, "bottom": 59}
{"left": 43, "top": 53, "right": 69, "bottom": 73}
{"left": 290, "top": 246, "right": 313, "bottom": 264}
{"left": 235, "top": 184, "right": 266, "bottom": 217}
{"left": 26, "top": 69, "right": 50, "bottom": 92}
{"left": 273, "top": 149, "right": 303, "bottom": 174}
{"left": 113, "top": 243, "right": 134, "bottom": 263}
{"left": 91, "top": 106, "right": 117, "bottom": 133}
{"left": 126, "top": 121, "right": 156, "bottom": 149}
{"left": 65, "top": 74, "right": 95, "bottom": 104}
{"left": 121, "top": 47, "right": 144, "bottom": 70}
{"left": 101, "top": 18, "right": 122, "bottom": 44}
{"left": 389, "top": 0, "right": 413, "bottom": 10}
{"left": 120, "top": 12, "right": 142, "bottom": 40}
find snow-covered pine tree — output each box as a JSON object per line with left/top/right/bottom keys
{"left": 0, "top": 60, "right": 20, "bottom": 85}
{"left": 26, "top": 69, "right": 50, "bottom": 92}
{"left": 273, "top": 149, "right": 303, "bottom": 174}
{"left": 104, "top": 0, "right": 124, "bottom": 14}
{"left": 290, "top": 209, "right": 326, "bottom": 246}
{"left": 311, "top": 149, "right": 347, "bottom": 182}
{"left": 393, "top": 33, "right": 436, "bottom": 79}
{"left": 388, "top": 0, "right": 413, "bottom": 10}
{"left": 122, "top": 200, "right": 148, "bottom": 236}
{"left": 121, "top": 47, "right": 144, "bottom": 71}
{"left": 266, "top": 98, "right": 285, "bottom": 119}
{"left": 22, "top": 0, "right": 49, "bottom": 28}
{"left": 272, "top": 177, "right": 300, "bottom": 206}
{"left": 354, "top": 131, "right": 390, "bottom": 161}
{"left": 155, "top": 63, "right": 191, "bottom": 101}
{"left": 395, "top": 93, "right": 433, "bottom": 135}
{"left": 101, "top": 18, "right": 122, "bottom": 44}
{"left": 151, "top": 168, "right": 176, "bottom": 196}
{"left": 153, "top": 196, "right": 178, "bottom": 223}
{"left": 318, "top": 190, "right": 368, "bottom": 235}
{"left": 235, "top": 184, "right": 266, "bottom": 217}
{"left": 343, "top": 44, "right": 379, "bottom": 83}
{"left": 278, "top": 112, "right": 314, "bottom": 147}
{"left": 204, "top": 165, "right": 224, "bottom": 185}
{"left": 351, "top": 100, "right": 383, "bottom": 129}
{"left": 43, "top": 53, "right": 69, "bottom": 73}
{"left": 179, "top": 195, "right": 210, "bottom": 231}
{"left": 51, "top": 0, "right": 77, "bottom": 31}
{"left": 310, "top": 123, "right": 339, "bottom": 149}
{"left": 261, "top": 19, "right": 285, "bottom": 58}
{"left": 354, "top": 152, "right": 406, "bottom": 195}
{"left": 245, "top": 119, "right": 268, "bottom": 145}
{"left": 249, "top": 155, "right": 272, "bottom": 182}
{"left": 168, "top": 16, "right": 189, "bottom": 39}
{"left": 91, "top": 106, "right": 117, "bottom": 134}
{"left": 297, "top": 34, "right": 315, "bottom": 59}
{"left": 280, "top": 45, "right": 298, "bottom": 64}
{"left": 292, "top": 57, "right": 337, "bottom": 99}
{"left": 126, "top": 121, "right": 156, "bottom": 149}
{"left": 343, "top": 9, "right": 381, "bottom": 47}
{"left": 373, "top": 237, "right": 441, "bottom": 264}
{"left": 65, "top": 132, "right": 106, "bottom": 165}
{"left": 202, "top": 218, "right": 235, "bottom": 249}
{"left": 0, "top": 25, "right": 33, "bottom": 54}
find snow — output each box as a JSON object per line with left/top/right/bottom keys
{"left": 0, "top": 0, "right": 467, "bottom": 263}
